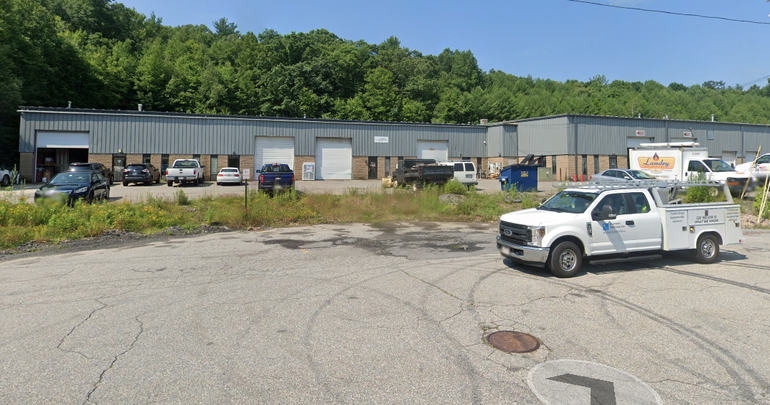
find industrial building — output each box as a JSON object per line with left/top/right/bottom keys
{"left": 16, "top": 106, "right": 770, "bottom": 184}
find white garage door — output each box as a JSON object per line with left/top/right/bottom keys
{"left": 36, "top": 131, "right": 89, "bottom": 148}
{"left": 626, "top": 137, "right": 653, "bottom": 149}
{"left": 255, "top": 137, "right": 295, "bottom": 172}
{"left": 315, "top": 138, "right": 352, "bottom": 180}
{"left": 417, "top": 140, "right": 448, "bottom": 162}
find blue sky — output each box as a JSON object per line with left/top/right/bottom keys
{"left": 118, "top": 0, "right": 770, "bottom": 88}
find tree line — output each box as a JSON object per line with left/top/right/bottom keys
{"left": 3, "top": 0, "right": 770, "bottom": 167}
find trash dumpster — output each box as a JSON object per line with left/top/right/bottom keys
{"left": 499, "top": 155, "right": 545, "bottom": 192}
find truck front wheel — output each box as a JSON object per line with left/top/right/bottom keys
{"left": 548, "top": 241, "right": 582, "bottom": 278}
{"left": 694, "top": 234, "right": 719, "bottom": 264}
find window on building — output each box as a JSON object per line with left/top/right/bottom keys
{"left": 228, "top": 155, "right": 240, "bottom": 168}
{"left": 609, "top": 154, "right": 617, "bottom": 169}
{"left": 193, "top": 154, "right": 200, "bottom": 163}
{"left": 143, "top": 154, "right": 151, "bottom": 165}
{"left": 385, "top": 157, "right": 391, "bottom": 177}
{"left": 210, "top": 155, "right": 218, "bottom": 179}
{"left": 161, "top": 154, "right": 169, "bottom": 173}
{"left": 594, "top": 155, "right": 599, "bottom": 174}
{"left": 552, "top": 156, "right": 557, "bottom": 175}
{"left": 581, "top": 155, "right": 587, "bottom": 175}
{"left": 397, "top": 156, "right": 404, "bottom": 169}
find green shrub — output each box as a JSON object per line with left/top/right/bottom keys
{"left": 175, "top": 189, "right": 190, "bottom": 205}
{"left": 683, "top": 173, "right": 716, "bottom": 204}
{"left": 443, "top": 179, "right": 466, "bottom": 195}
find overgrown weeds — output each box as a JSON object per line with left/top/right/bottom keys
{"left": 0, "top": 186, "right": 542, "bottom": 250}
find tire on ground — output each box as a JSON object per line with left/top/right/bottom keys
{"left": 547, "top": 241, "right": 582, "bottom": 278}
{"left": 694, "top": 233, "right": 719, "bottom": 264}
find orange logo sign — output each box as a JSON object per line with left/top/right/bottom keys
{"left": 638, "top": 153, "right": 675, "bottom": 169}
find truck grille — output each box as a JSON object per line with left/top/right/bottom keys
{"left": 499, "top": 221, "right": 530, "bottom": 245}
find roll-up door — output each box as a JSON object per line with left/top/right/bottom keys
{"left": 417, "top": 140, "right": 448, "bottom": 162}
{"left": 36, "top": 131, "right": 89, "bottom": 148}
{"left": 315, "top": 138, "right": 352, "bottom": 180}
{"left": 256, "top": 137, "right": 295, "bottom": 171}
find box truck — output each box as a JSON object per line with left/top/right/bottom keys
{"left": 628, "top": 142, "right": 750, "bottom": 195}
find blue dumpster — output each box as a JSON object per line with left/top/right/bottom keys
{"left": 499, "top": 155, "right": 544, "bottom": 192}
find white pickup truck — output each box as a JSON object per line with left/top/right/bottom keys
{"left": 497, "top": 181, "right": 743, "bottom": 277}
{"left": 166, "top": 159, "right": 205, "bottom": 186}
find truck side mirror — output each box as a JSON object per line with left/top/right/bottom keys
{"left": 593, "top": 205, "right": 616, "bottom": 221}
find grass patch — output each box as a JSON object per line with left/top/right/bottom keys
{"left": 0, "top": 186, "right": 542, "bottom": 250}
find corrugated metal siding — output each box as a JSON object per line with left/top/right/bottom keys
{"left": 574, "top": 116, "right": 666, "bottom": 155}
{"left": 19, "top": 110, "right": 487, "bottom": 157}
{"left": 742, "top": 125, "right": 770, "bottom": 156}
{"left": 486, "top": 126, "right": 504, "bottom": 157}
{"left": 518, "top": 116, "right": 569, "bottom": 155}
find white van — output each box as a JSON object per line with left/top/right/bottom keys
{"left": 439, "top": 161, "right": 478, "bottom": 186}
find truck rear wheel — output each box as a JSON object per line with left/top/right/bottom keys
{"left": 548, "top": 241, "right": 582, "bottom": 278}
{"left": 694, "top": 234, "right": 719, "bottom": 264}
{"left": 167, "top": 180, "right": 173, "bottom": 187}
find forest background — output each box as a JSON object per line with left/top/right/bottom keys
{"left": 3, "top": 0, "right": 770, "bottom": 168}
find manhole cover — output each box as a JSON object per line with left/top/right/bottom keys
{"left": 487, "top": 331, "right": 540, "bottom": 353}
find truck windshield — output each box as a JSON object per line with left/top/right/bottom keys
{"left": 703, "top": 160, "right": 734, "bottom": 172}
{"left": 539, "top": 190, "right": 599, "bottom": 213}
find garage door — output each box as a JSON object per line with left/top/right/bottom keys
{"left": 256, "top": 137, "right": 295, "bottom": 171}
{"left": 417, "top": 140, "right": 448, "bottom": 162}
{"left": 315, "top": 138, "right": 352, "bottom": 180}
{"left": 36, "top": 131, "right": 89, "bottom": 148}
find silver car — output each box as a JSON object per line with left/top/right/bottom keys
{"left": 216, "top": 167, "right": 243, "bottom": 185}
{"left": 589, "top": 169, "right": 656, "bottom": 183}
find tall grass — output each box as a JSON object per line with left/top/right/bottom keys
{"left": 0, "top": 185, "right": 541, "bottom": 250}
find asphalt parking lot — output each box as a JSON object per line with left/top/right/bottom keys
{"left": 0, "top": 222, "right": 768, "bottom": 404}
{"left": 5, "top": 178, "right": 558, "bottom": 203}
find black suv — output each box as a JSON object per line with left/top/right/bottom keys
{"left": 123, "top": 163, "right": 160, "bottom": 186}
{"left": 69, "top": 162, "right": 114, "bottom": 185}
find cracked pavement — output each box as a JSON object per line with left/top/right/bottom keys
{"left": 0, "top": 223, "right": 769, "bottom": 404}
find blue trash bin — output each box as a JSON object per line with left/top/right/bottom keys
{"left": 499, "top": 164, "right": 538, "bottom": 192}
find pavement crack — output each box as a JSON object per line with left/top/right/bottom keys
{"left": 57, "top": 300, "right": 108, "bottom": 357}
{"left": 399, "top": 269, "right": 464, "bottom": 301}
{"left": 82, "top": 315, "right": 144, "bottom": 405}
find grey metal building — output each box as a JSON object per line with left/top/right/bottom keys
{"left": 16, "top": 107, "right": 770, "bottom": 183}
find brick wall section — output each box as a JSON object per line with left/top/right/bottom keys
{"left": 125, "top": 154, "right": 142, "bottom": 165}
{"left": 151, "top": 154, "right": 162, "bottom": 171}
{"left": 88, "top": 153, "right": 112, "bottom": 169}
{"left": 377, "top": 157, "right": 386, "bottom": 179}
{"left": 199, "top": 155, "right": 212, "bottom": 181}
{"left": 169, "top": 155, "right": 192, "bottom": 165}
{"left": 556, "top": 155, "right": 572, "bottom": 181}
{"left": 599, "top": 155, "right": 611, "bottom": 173}
{"left": 352, "top": 156, "right": 368, "bottom": 180}
{"left": 217, "top": 155, "right": 229, "bottom": 173}
{"left": 618, "top": 155, "right": 628, "bottom": 169}
{"left": 239, "top": 155, "right": 254, "bottom": 181}
{"left": 19, "top": 153, "right": 34, "bottom": 182}
{"left": 293, "top": 156, "right": 314, "bottom": 181}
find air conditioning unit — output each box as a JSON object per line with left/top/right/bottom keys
{"left": 302, "top": 162, "right": 315, "bottom": 181}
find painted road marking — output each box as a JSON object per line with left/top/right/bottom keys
{"left": 528, "top": 360, "right": 662, "bottom": 405}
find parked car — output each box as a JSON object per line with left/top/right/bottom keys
{"left": 257, "top": 163, "right": 294, "bottom": 195}
{"left": 735, "top": 153, "right": 770, "bottom": 185}
{"left": 216, "top": 167, "right": 243, "bottom": 185}
{"left": 589, "top": 169, "right": 656, "bottom": 183}
{"left": 0, "top": 167, "right": 11, "bottom": 187}
{"left": 34, "top": 170, "right": 110, "bottom": 204}
{"left": 438, "top": 161, "right": 478, "bottom": 187}
{"left": 122, "top": 163, "right": 161, "bottom": 186}
{"left": 69, "top": 162, "right": 113, "bottom": 185}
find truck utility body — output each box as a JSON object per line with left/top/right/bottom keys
{"left": 629, "top": 142, "right": 749, "bottom": 194}
{"left": 497, "top": 180, "right": 743, "bottom": 278}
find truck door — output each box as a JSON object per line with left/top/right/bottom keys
{"left": 589, "top": 192, "right": 662, "bottom": 254}
{"left": 590, "top": 193, "right": 631, "bottom": 255}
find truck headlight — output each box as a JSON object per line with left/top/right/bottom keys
{"left": 527, "top": 226, "right": 546, "bottom": 247}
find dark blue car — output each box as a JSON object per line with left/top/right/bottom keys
{"left": 34, "top": 170, "right": 110, "bottom": 204}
